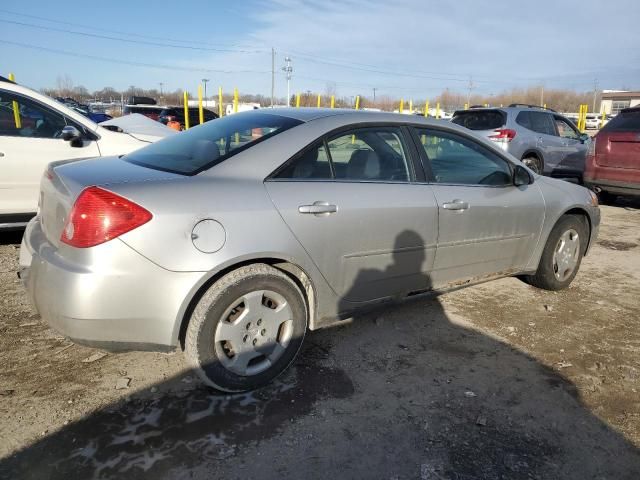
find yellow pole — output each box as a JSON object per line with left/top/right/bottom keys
{"left": 233, "top": 88, "right": 238, "bottom": 113}
{"left": 330, "top": 95, "right": 335, "bottom": 108}
{"left": 464, "top": 103, "right": 469, "bottom": 110}
{"left": 399, "top": 98, "right": 404, "bottom": 114}
{"left": 601, "top": 108, "right": 606, "bottom": 128}
{"left": 218, "top": 86, "right": 223, "bottom": 117}
{"left": 436, "top": 102, "right": 441, "bottom": 119}
{"left": 424, "top": 101, "right": 429, "bottom": 117}
{"left": 198, "top": 84, "right": 204, "bottom": 125}
{"left": 355, "top": 95, "right": 360, "bottom": 110}
{"left": 484, "top": 103, "right": 489, "bottom": 107}
{"left": 183, "top": 91, "right": 190, "bottom": 130}
{"left": 8, "top": 73, "right": 21, "bottom": 129}
{"left": 295, "top": 93, "right": 300, "bottom": 108}
{"left": 317, "top": 94, "right": 321, "bottom": 108}
{"left": 543, "top": 103, "right": 547, "bottom": 109}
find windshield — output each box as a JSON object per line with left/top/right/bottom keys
{"left": 124, "top": 111, "right": 302, "bottom": 175}
{"left": 451, "top": 110, "right": 506, "bottom": 130}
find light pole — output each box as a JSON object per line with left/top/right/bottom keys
{"left": 159, "top": 82, "right": 164, "bottom": 102}
{"left": 282, "top": 57, "right": 292, "bottom": 106}
{"left": 202, "top": 78, "right": 210, "bottom": 103}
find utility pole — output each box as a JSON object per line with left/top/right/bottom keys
{"left": 593, "top": 78, "right": 598, "bottom": 112}
{"left": 201, "top": 78, "right": 209, "bottom": 102}
{"left": 373, "top": 87, "right": 377, "bottom": 102}
{"left": 282, "top": 56, "right": 293, "bottom": 107}
{"left": 271, "top": 48, "right": 275, "bottom": 108}
{"left": 467, "top": 75, "right": 474, "bottom": 107}
{"left": 540, "top": 84, "right": 544, "bottom": 107}
{"left": 159, "top": 82, "right": 164, "bottom": 102}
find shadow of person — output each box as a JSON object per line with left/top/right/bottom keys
{"left": 338, "top": 229, "right": 432, "bottom": 312}
{"left": 2, "top": 231, "right": 640, "bottom": 479}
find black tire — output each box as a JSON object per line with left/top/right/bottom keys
{"left": 597, "top": 190, "right": 617, "bottom": 205}
{"left": 185, "top": 264, "right": 308, "bottom": 392}
{"left": 521, "top": 215, "right": 587, "bottom": 291}
{"left": 522, "top": 156, "right": 542, "bottom": 175}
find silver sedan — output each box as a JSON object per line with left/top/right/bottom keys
{"left": 20, "top": 108, "right": 600, "bottom": 392}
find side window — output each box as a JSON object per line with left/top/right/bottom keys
{"left": 554, "top": 117, "right": 579, "bottom": 139}
{"left": 276, "top": 142, "right": 332, "bottom": 180}
{"left": 414, "top": 129, "right": 512, "bottom": 186}
{"left": 528, "top": 112, "right": 556, "bottom": 136}
{"left": 515, "top": 111, "right": 531, "bottom": 129}
{"left": 0, "top": 91, "right": 68, "bottom": 139}
{"left": 327, "top": 128, "right": 410, "bottom": 181}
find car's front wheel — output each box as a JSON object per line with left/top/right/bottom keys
{"left": 521, "top": 215, "right": 587, "bottom": 291}
{"left": 185, "top": 264, "right": 308, "bottom": 392}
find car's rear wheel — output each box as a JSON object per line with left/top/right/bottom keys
{"left": 521, "top": 215, "right": 587, "bottom": 291}
{"left": 185, "top": 264, "right": 308, "bottom": 392}
{"left": 522, "top": 156, "right": 542, "bottom": 174}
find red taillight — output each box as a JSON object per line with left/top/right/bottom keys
{"left": 488, "top": 128, "right": 516, "bottom": 142}
{"left": 61, "top": 186, "right": 152, "bottom": 248}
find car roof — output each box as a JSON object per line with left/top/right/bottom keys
{"left": 253, "top": 107, "right": 457, "bottom": 126}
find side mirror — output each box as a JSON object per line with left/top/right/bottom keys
{"left": 579, "top": 133, "right": 590, "bottom": 143}
{"left": 514, "top": 164, "right": 534, "bottom": 186}
{"left": 61, "top": 125, "right": 83, "bottom": 147}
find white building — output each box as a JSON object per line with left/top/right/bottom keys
{"left": 600, "top": 90, "right": 640, "bottom": 115}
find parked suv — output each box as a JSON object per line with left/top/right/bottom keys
{"left": 584, "top": 106, "right": 640, "bottom": 202}
{"left": 452, "top": 104, "right": 591, "bottom": 181}
{"left": 158, "top": 107, "right": 219, "bottom": 130}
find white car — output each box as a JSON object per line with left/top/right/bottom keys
{"left": 0, "top": 76, "right": 175, "bottom": 229}
{"left": 585, "top": 115, "right": 602, "bottom": 130}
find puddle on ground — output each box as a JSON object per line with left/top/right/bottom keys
{"left": 1, "top": 362, "right": 354, "bottom": 480}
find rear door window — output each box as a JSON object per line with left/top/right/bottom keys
{"left": 602, "top": 110, "right": 640, "bottom": 131}
{"left": 515, "top": 111, "right": 532, "bottom": 129}
{"left": 528, "top": 112, "right": 556, "bottom": 136}
{"left": 451, "top": 110, "right": 506, "bottom": 130}
{"left": 275, "top": 127, "right": 412, "bottom": 182}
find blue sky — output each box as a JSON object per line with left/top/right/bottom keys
{"left": 1, "top": 0, "right": 639, "bottom": 99}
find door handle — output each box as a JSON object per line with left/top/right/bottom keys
{"left": 442, "top": 200, "right": 470, "bottom": 211}
{"left": 298, "top": 201, "right": 338, "bottom": 216}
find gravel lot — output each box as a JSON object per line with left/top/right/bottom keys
{"left": 1, "top": 200, "right": 639, "bottom": 479}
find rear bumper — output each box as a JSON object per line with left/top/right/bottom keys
{"left": 584, "top": 177, "right": 640, "bottom": 197}
{"left": 20, "top": 217, "right": 204, "bottom": 350}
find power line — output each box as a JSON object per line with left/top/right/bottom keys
{"left": 0, "top": 7, "right": 264, "bottom": 50}
{"left": 0, "top": 18, "right": 266, "bottom": 54}
{"left": 0, "top": 39, "right": 271, "bottom": 75}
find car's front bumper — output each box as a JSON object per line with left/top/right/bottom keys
{"left": 20, "top": 217, "right": 204, "bottom": 351}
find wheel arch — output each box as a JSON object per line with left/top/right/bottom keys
{"left": 174, "top": 255, "right": 317, "bottom": 349}
{"left": 561, "top": 207, "right": 593, "bottom": 255}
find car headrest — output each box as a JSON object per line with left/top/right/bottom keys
{"left": 348, "top": 149, "right": 380, "bottom": 179}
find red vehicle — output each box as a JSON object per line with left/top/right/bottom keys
{"left": 585, "top": 106, "right": 640, "bottom": 203}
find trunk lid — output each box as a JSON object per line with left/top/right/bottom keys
{"left": 596, "top": 131, "right": 640, "bottom": 169}
{"left": 39, "top": 156, "right": 182, "bottom": 247}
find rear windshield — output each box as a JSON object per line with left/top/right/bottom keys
{"left": 602, "top": 110, "right": 640, "bottom": 132}
{"left": 124, "top": 111, "right": 301, "bottom": 175}
{"left": 451, "top": 110, "right": 506, "bottom": 130}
